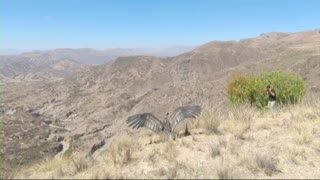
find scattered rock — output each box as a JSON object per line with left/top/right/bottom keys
{"left": 32, "top": 111, "right": 41, "bottom": 117}
{"left": 44, "top": 119, "right": 52, "bottom": 125}
{"left": 51, "top": 143, "right": 63, "bottom": 154}
{"left": 5, "top": 109, "right": 16, "bottom": 115}
{"left": 66, "top": 111, "right": 73, "bottom": 118}
{"left": 88, "top": 139, "right": 105, "bottom": 156}
{"left": 73, "top": 133, "right": 85, "bottom": 140}
{"left": 57, "top": 136, "right": 64, "bottom": 142}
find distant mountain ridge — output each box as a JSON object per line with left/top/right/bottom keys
{"left": 0, "top": 46, "right": 195, "bottom": 82}
{"left": 1, "top": 46, "right": 196, "bottom": 64}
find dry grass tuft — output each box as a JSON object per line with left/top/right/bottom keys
{"left": 239, "top": 156, "right": 259, "bottom": 174}
{"left": 108, "top": 144, "right": 118, "bottom": 166}
{"left": 217, "top": 164, "right": 233, "bottom": 179}
{"left": 234, "top": 122, "right": 250, "bottom": 140}
{"left": 201, "top": 110, "right": 221, "bottom": 134}
{"left": 107, "top": 138, "right": 139, "bottom": 166}
{"left": 292, "top": 123, "right": 313, "bottom": 145}
{"left": 255, "top": 152, "right": 279, "bottom": 176}
{"left": 208, "top": 143, "right": 221, "bottom": 158}
{"left": 37, "top": 157, "right": 63, "bottom": 173}
{"left": 148, "top": 149, "right": 161, "bottom": 164}
{"left": 52, "top": 165, "right": 65, "bottom": 178}
{"left": 71, "top": 156, "right": 90, "bottom": 173}
{"left": 93, "top": 169, "right": 111, "bottom": 179}
{"left": 180, "top": 138, "right": 191, "bottom": 148}
{"left": 229, "top": 104, "right": 255, "bottom": 122}
{"left": 227, "top": 139, "right": 241, "bottom": 156}
{"left": 289, "top": 147, "right": 307, "bottom": 165}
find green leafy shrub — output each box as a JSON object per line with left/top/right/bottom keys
{"left": 227, "top": 71, "right": 306, "bottom": 108}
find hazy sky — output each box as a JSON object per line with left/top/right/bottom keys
{"left": 2, "top": 0, "right": 320, "bottom": 49}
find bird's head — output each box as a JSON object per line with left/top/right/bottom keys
{"left": 164, "top": 112, "right": 169, "bottom": 121}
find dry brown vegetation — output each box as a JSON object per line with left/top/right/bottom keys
{"left": 12, "top": 95, "right": 320, "bottom": 179}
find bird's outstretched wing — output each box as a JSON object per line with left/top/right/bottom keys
{"left": 169, "top": 105, "right": 201, "bottom": 130}
{"left": 127, "top": 113, "right": 164, "bottom": 133}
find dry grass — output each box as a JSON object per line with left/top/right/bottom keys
{"left": 93, "top": 170, "right": 111, "bottom": 179}
{"left": 289, "top": 147, "right": 307, "bottom": 165}
{"left": 208, "top": 142, "right": 221, "bottom": 158}
{"left": 71, "top": 156, "right": 90, "bottom": 173}
{"left": 255, "top": 152, "right": 279, "bottom": 176}
{"left": 52, "top": 165, "right": 65, "bottom": 179}
{"left": 200, "top": 110, "right": 221, "bottom": 134}
{"left": 107, "top": 138, "right": 140, "bottom": 166}
{"left": 217, "top": 160, "right": 234, "bottom": 179}
{"left": 15, "top": 96, "right": 320, "bottom": 179}
{"left": 148, "top": 149, "right": 161, "bottom": 164}
{"left": 165, "top": 140, "right": 178, "bottom": 162}
{"left": 239, "top": 156, "right": 259, "bottom": 174}
{"left": 37, "top": 158, "right": 64, "bottom": 173}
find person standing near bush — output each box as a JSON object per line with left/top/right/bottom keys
{"left": 266, "top": 85, "right": 276, "bottom": 109}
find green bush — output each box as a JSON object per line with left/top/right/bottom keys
{"left": 227, "top": 71, "right": 306, "bottom": 108}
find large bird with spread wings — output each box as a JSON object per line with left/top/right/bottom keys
{"left": 127, "top": 105, "right": 201, "bottom": 140}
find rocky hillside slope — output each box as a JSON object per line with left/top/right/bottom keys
{"left": 0, "top": 56, "right": 89, "bottom": 83}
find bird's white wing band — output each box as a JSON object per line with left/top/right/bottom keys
{"left": 169, "top": 105, "right": 201, "bottom": 131}
{"left": 127, "top": 113, "right": 163, "bottom": 133}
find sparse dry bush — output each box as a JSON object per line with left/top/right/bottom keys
{"left": 255, "top": 152, "right": 279, "bottom": 176}
{"left": 201, "top": 110, "right": 221, "bottom": 134}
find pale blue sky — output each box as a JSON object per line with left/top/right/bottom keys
{"left": 1, "top": 0, "right": 320, "bottom": 50}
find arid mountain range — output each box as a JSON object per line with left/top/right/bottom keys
{"left": 0, "top": 47, "right": 195, "bottom": 82}
{"left": 1, "top": 29, "right": 320, "bottom": 178}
